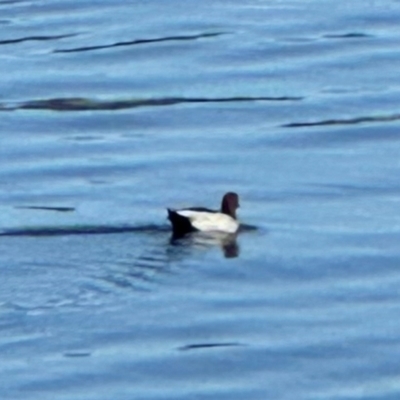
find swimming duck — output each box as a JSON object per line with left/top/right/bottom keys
{"left": 167, "top": 192, "right": 240, "bottom": 237}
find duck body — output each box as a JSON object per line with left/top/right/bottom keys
{"left": 167, "top": 192, "right": 240, "bottom": 237}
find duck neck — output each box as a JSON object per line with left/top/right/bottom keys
{"left": 221, "top": 201, "right": 236, "bottom": 219}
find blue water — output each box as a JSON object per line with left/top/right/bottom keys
{"left": 1, "top": 0, "right": 400, "bottom": 399}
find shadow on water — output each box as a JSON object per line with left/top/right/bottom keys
{"left": 0, "top": 95, "right": 303, "bottom": 112}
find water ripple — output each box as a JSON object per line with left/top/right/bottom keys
{"left": 14, "top": 206, "right": 75, "bottom": 212}
{"left": 178, "top": 342, "right": 244, "bottom": 351}
{"left": 282, "top": 113, "right": 400, "bottom": 128}
{"left": 53, "top": 32, "right": 227, "bottom": 53}
{"left": 0, "top": 33, "right": 77, "bottom": 46}
{"left": 1, "top": 95, "right": 302, "bottom": 112}
{"left": 0, "top": 224, "right": 168, "bottom": 237}
{"left": 323, "top": 32, "right": 373, "bottom": 39}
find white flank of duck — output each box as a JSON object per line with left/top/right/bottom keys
{"left": 167, "top": 192, "right": 240, "bottom": 236}
{"left": 176, "top": 209, "right": 239, "bottom": 233}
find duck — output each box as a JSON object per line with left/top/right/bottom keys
{"left": 167, "top": 192, "right": 240, "bottom": 237}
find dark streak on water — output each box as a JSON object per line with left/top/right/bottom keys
{"left": 1, "top": 95, "right": 302, "bottom": 112}
{"left": 323, "top": 32, "right": 373, "bottom": 39}
{"left": 63, "top": 352, "right": 92, "bottom": 358}
{"left": 178, "top": 342, "right": 244, "bottom": 351}
{"left": 282, "top": 113, "right": 400, "bottom": 128}
{"left": 0, "top": 223, "right": 256, "bottom": 237}
{"left": 15, "top": 206, "right": 75, "bottom": 212}
{"left": 53, "top": 32, "right": 227, "bottom": 53}
{"left": 0, "top": 33, "right": 77, "bottom": 46}
{"left": 0, "top": 224, "right": 168, "bottom": 237}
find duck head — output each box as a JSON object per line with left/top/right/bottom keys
{"left": 221, "top": 192, "right": 239, "bottom": 219}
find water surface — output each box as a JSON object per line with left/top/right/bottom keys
{"left": 1, "top": 1, "right": 400, "bottom": 399}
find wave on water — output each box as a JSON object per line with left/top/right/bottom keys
{"left": 0, "top": 95, "right": 303, "bottom": 112}
{"left": 178, "top": 342, "right": 244, "bottom": 351}
{"left": 53, "top": 32, "right": 227, "bottom": 53}
{"left": 14, "top": 206, "right": 76, "bottom": 212}
{"left": 322, "top": 32, "right": 373, "bottom": 39}
{"left": 0, "top": 222, "right": 257, "bottom": 237}
{"left": 282, "top": 113, "right": 400, "bottom": 128}
{"left": 0, "top": 224, "right": 169, "bottom": 237}
{"left": 0, "top": 222, "right": 257, "bottom": 261}
{"left": 0, "top": 33, "right": 77, "bottom": 46}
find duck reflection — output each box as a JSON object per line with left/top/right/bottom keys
{"left": 170, "top": 231, "right": 240, "bottom": 258}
